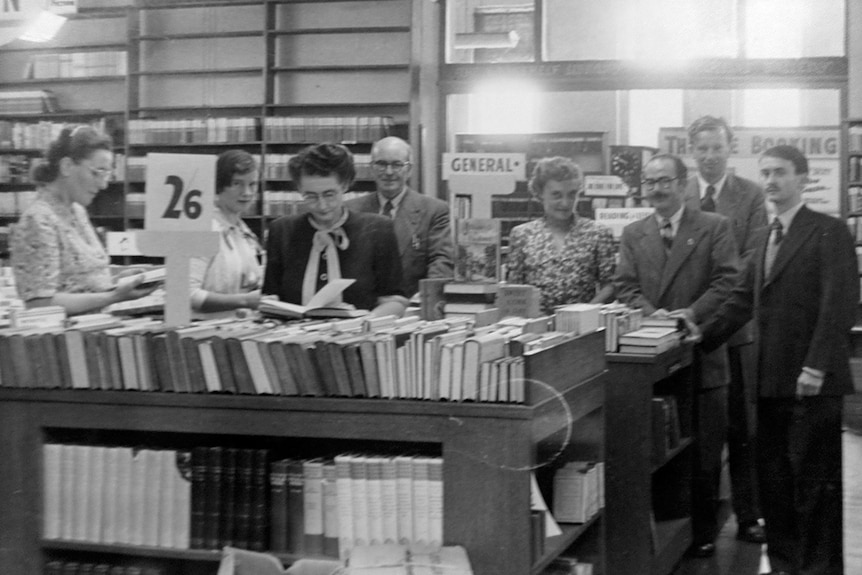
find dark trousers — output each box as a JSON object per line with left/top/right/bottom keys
{"left": 727, "top": 343, "right": 760, "bottom": 526}
{"left": 758, "top": 396, "right": 844, "bottom": 575}
{"left": 692, "top": 385, "right": 728, "bottom": 545}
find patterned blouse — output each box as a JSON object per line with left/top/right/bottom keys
{"left": 507, "top": 217, "right": 617, "bottom": 314}
{"left": 189, "top": 207, "right": 263, "bottom": 310}
{"left": 11, "top": 190, "right": 113, "bottom": 301}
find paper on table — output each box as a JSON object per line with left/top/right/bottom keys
{"left": 530, "top": 472, "right": 562, "bottom": 537}
{"left": 306, "top": 278, "right": 356, "bottom": 309}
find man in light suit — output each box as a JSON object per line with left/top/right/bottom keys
{"left": 615, "top": 153, "right": 740, "bottom": 558}
{"left": 704, "top": 146, "right": 858, "bottom": 575}
{"left": 346, "top": 136, "right": 453, "bottom": 298}
{"left": 684, "top": 115, "right": 768, "bottom": 545}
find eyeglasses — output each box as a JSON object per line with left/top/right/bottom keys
{"left": 301, "top": 190, "right": 341, "bottom": 204}
{"left": 641, "top": 177, "right": 679, "bottom": 189}
{"left": 372, "top": 160, "right": 410, "bottom": 172}
{"left": 86, "top": 166, "right": 114, "bottom": 180}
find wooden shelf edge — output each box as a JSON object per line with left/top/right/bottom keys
{"left": 132, "top": 68, "right": 263, "bottom": 77}
{"left": 127, "top": 141, "right": 263, "bottom": 148}
{"left": 651, "top": 437, "right": 694, "bottom": 474}
{"left": 41, "top": 539, "right": 333, "bottom": 565}
{"left": 0, "top": 387, "right": 546, "bottom": 421}
{"left": 136, "top": 32, "right": 263, "bottom": 41}
{"left": 650, "top": 518, "right": 692, "bottom": 575}
{"left": 531, "top": 511, "right": 603, "bottom": 575}
{"left": 266, "top": 26, "right": 411, "bottom": 36}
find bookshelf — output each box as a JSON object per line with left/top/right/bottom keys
{"left": 0, "top": 354, "right": 606, "bottom": 575}
{"left": 604, "top": 344, "right": 694, "bottom": 575}
{"left": 841, "top": 118, "right": 862, "bottom": 428}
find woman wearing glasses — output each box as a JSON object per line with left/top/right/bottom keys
{"left": 10, "top": 125, "right": 155, "bottom": 315}
{"left": 507, "top": 156, "right": 616, "bottom": 314}
{"left": 188, "top": 149, "right": 264, "bottom": 315}
{"left": 263, "top": 143, "right": 407, "bottom": 317}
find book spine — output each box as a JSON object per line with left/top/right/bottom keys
{"left": 394, "top": 456, "right": 414, "bottom": 545}
{"left": 234, "top": 448, "right": 254, "bottom": 550}
{"left": 285, "top": 459, "right": 305, "bottom": 554}
{"left": 322, "top": 462, "right": 339, "bottom": 557}
{"left": 204, "top": 446, "right": 224, "bottom": 549}
{"left": 173, "top": 450, "right": 193, "bottom": 549}
{"left": 269, "top": 459, "right": 289, "bottom": 552}
{"left": 42, "top": 443, "right": 62, "bottom": 539}
{"left": 334, "top": 455, "right": 354, "bottom": 560}
{"left": 219, "top": 447, "right": 238, "bottom": 548}
{"left": 157, "top": 449, "right": 176, "bottom": 548}
{"left": 189, "top": 446, "right": 208, "bottom": 549}
{"left": 302, "top": 459, "right": 325, "bottom": 555}
{"left": 250, "top": 449, "right": 269, "bottom": 551}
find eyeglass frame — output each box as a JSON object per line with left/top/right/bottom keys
{"left": 640, "top": 176, "right": 680, "bottom": 190}
{"left": 301, "top": 190, "right": 342, "bottom": 204}
{"left": 83, "top": 165, "right": 114, "bottom": 180}
{"left": 371, "top": 160, "right": 411, "bottom": 172}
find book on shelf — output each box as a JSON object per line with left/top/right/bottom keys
{"left": 259, "top": 279, "right": 368, "bottom": 320}
{"left": 454, "top": 218, "right": 502, "bottom": 283}
{"left": 495, "top": 284, "right": 541, "bottom": 319}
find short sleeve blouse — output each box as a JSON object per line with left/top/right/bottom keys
{"left": 11, "top": 191, "right": 113, "bottom": 301}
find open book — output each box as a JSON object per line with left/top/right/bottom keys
{"left": 259, "top": 279, "right": 369, "bottom": 319}
{"left": 115, "top": 267, "right": 167, "bottom": 290}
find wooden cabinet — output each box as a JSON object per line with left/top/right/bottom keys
{"left": 0, "top": 349, "right": 606, "bottom": 575}
{"left": 604, "top": 344, "right": 694, "bottom": 575}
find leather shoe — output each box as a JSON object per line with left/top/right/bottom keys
{"left": 689, "top": 542, "right": 716, "bottom": 558}
{"left": 736, "top": 522, "right": 766, "bottom": 544}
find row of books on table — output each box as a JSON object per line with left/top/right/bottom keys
{"left": 0, "top": 308, "right": 603, "bottom": 403}
{"left": 43, "top": 442, "right": 443, "bottom": 560}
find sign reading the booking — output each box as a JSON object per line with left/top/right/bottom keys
{"left": 443, "top": 153, "right": 526, "bottom": 219}
{"left": 144, "top": 153, "right": 216, "bottom": 232}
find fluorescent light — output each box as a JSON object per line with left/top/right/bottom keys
{"left": 19, "top": 11, "right": 67, "bottom": 43}
{"left": 454, "top": 31, "right": 520, "bottom": 50}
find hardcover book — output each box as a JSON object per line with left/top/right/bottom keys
{"left": 454, "top": 218, "right": 502, "bottom": 283}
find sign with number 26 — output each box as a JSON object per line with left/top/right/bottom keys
{"left": 144, "top": 153, "right": 216, "bottom": 232}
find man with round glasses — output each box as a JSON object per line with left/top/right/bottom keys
{"left": 615, "top": 153, "right": 740, "bottom": 558}
{"left": 346, "top": 136, "right": 453, "bottom": 298}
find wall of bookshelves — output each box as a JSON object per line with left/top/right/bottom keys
{"left": 841, "top": 118, "right": 862, "bottom": 414}
{"left": 0, "top": 0, "right": 418, "bottom": 259}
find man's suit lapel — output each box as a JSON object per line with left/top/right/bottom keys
{"left": 763, "top": 206, "right": 816, "bottom": 288}
{"left": 658, "top": 210, "right": 703, "bottom": 299}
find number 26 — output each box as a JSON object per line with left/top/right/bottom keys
{"left": 161, "top": 174, "right": 203, "bottom": 220}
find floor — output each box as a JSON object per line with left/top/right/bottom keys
{"left": 672, "top": 429, "right": 862, "bottom": 575}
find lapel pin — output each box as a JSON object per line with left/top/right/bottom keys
{"left": 686, "top": 238, "right": 694, "bottom": 246}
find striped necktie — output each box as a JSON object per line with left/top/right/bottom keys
{"left": 660, "top": 219, "right": 674, "bottom": 251}
{"left": 382, "top": 200, "right": 394, "bottom": 218}
{"left": 764, "top": 217, "right": 783, "bottom": 276}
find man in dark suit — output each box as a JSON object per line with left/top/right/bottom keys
{"left": 345, "top": 136, "right": 453, "bottom": 297}
{"left": 684, "top": 115, "right": 768, "bottom": 545}
{"left": 615, "top": 153, "right": 740, "bottom": 557}
{"left": 703, "top": 145, "right": 858, "bottom": 575}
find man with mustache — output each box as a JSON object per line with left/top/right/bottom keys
{"left": 615, "top": 153, "right": 740, "bottom": 557}
{"left": 346, "top": 136, "right": 454, "bottom": 298}
{"left": 684, "top": 115, "right": 768, "bottom": 546}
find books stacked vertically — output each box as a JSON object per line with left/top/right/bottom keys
{"left": 261, "top": 116, "right": 394, "bottom": 144}
{"left": 554, "top": 304, "right": 602, "bottom": 335}
{"left": 269, "top": 454, "right": 443, "bottom": 561}
{"left": 453, "top": 218, "right": 501, "bottom": 284}
{"left": 595, "top": 303, "right": 643, "bottom": 352}
{"left": 0, "top": 90, "right": 59, "bottom": 114}
{"left": 616, "top": 326, "right": 681, "bottom": 355}
{"left": 552, "top": 461, "right": 603, "bottom": 524}
{"left": 127, "top": 118, "right": 259, "bottom": 145}
{"left": 42, "top": 443, "right": 193, "bottom": 549}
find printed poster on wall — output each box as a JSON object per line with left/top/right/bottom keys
{"left": 657, "top": 127, "right": 841, "bottom": 217}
